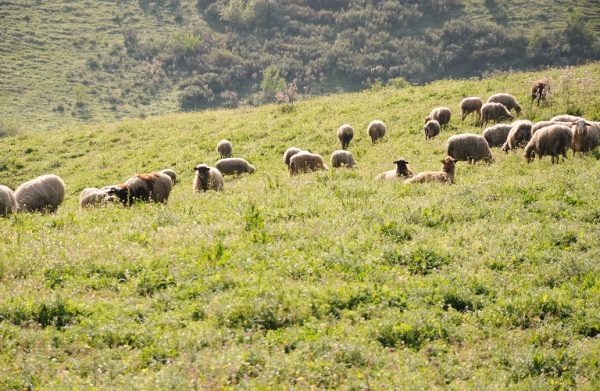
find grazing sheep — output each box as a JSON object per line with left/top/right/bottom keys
{"left": 425, "top": 107, "right": 451, "bottom": 128}
{"left": 423, "top": 119, "right": 441, "bottom": 140}
{"left": 531, "top": 121, "right": 558, "bottom": 135}
{"left": 283, "top": 147, "right": 304, "bottom": 167}
{"left": 501, "top": 120, "right": 534, "bottom": 153}
{"left": 337, "top": 124, "right": 354, "bottom": 150}
{"left": 571, "top": 119, "right": 600, "bottom": 154}
{"left": 79, "top": 188, "right": 115, "bottom": 208}
{"left": 15, "top": 174, "right": 65, "bottom": 213}
{"left": 551, "top": 114, "right": 582, "bottom": 123}
{"left": 483, "top": 124, "right": 513, "bottom": 147}
{"left": 487, "top": 93, "right": 521, "bottom": 115}
{"left": 159, "top": 169, "right": 177, "bottom": 185}
{"left": 109, "top": 172, "right": 173, "bottom": 205}
{"left": 367, "top": 120, "right": 386, "bottom": 143}
{"left": 524, "top": 124, "right": 572, "bottom": 164}
{"left": 216, "top": 139, "right": 233, "bottom": 159}
{"left": 531, "top": 78, "right": 550, "bottom": 106}
{"left": 376, "top": 158, "right": 414, "bottom": 180}
{"left": 216, "top": 158, "right": 256, "bottom": 176}
{"left": 331, "top": 150, "right": 357, "bottom": 168}
{"left": 460, "top": 97, "right": 483, "bottom": 123}
{"left": 289, "top": 152, "right": 328, "bottom": 175}
{"left": 193, "top": 164, "right": 224, "bottom": 192}
{"left": 447, "top": 134, "right": 493, "bottom": 164}
{"left": 404, "top": 157, "right": 457, "bottom": 185}
{"left": 480, "top": 102, "right": 513, "bottom": 128}
{"left": 0, "top": 185, "right": 17, "bottom": 217}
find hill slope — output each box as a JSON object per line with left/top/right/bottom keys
{"left": 0, "top": 64, "right": 600, "bottom": 388}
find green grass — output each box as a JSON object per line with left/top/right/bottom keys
{"left": 1, "top": 63, "right": 600, "bottom": 388}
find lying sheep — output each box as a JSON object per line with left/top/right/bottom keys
{"left": 159, "top": 169, "right": 177, "bottom": 185}
{"left": 480, "top": 102, "right": 513, "bottom": 128}
{"left": 193, "top": 164, "right": 224, "bottom": 192}
{"left": 532, "top": 121, "right": 558, "bottom": 135}
{"left": 283, "top": 147, "right": 303, "bottom": 167}
{"left": 502, "top": 120, "right": 534, "bottom": 153}
{"left": 289, "top": 152, "right": 328, "bottom": 175}
{"left": 487, "top": 93, "right": 521, "bottom": 115}
{"left": 524, "top": 124, "right": 572, "bottom": 164}
{"left": 15, "top": 174, "right": 65, "bottom": 213}
{"left": 216, "top": 158, "right": 256, "bottom": 176}
{"left": 0, "top": 185, "right": 17, "bottom": 217}
{"left": 425, "top": 107, "right": 451, "bottom": 128}
{"left": 531, "top": 78, "right": 550, "bottom": 106}
{"left": 376, "top": 158, "right": 414, "bottom": 180}
{"left": 216, "top": 139, "right": 233, "bottom": 159}
{"left": 331, "top": 150, "right": 357, "bottom": 168}
{"left": 571, "top": 119, "right": 600, "bottom": 154}
{"left": 483, "top": 124, "right": 513, "bottom": 147}
{"left": 447, "top": 134, "right": 493, "bottom": 164}
{"left": 423, "top": 119, "right": 441, "bottom": 140}
{"left": 337, "top": 124, "right": 354, "bottom": 150}
{"left": 404, "top": 156, "right": 457, "bottom": 185}
{"left": 367, "top": 120, "right": 386, "bottom": 143}
{"left": 79, "top": 188, "right": 115, "bottom": 208}
{"left": 460, "top": 97, "right": 483, "bottom": 123}
{"left": 551, "top": 114, "right": 582, "bottom": 123}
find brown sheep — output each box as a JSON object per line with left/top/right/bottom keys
{"left": 460, "top": 97, "right": 483, "bottom": 123}
{"left": 531, "top": 78, "right": 550, "bottom": 106}
{"left": 404, "top": 157, "right": 457, "bottom": 185}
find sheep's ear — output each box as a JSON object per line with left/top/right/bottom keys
{"left": 585, "top": 121, "right": 593, "bottom": 126}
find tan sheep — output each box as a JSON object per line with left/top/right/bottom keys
{"left": 15, "top": 174, "right": 65, "bottom": 213}
{"left": 0, "top": 185, "right": 17, "bottom": 217}
{"left": 571, "top": 119, "right": 600, "bottom": 154}
{"left": 289, "top": 152, "right": 328, "bottom": 175}
{"left": 483, "top": 124, "right": 513, "bottom": 147}
{"left": 216, "top": 158, "right": 256, "bottom": 175}
{"left": 423, "top": 119, "right": 441, "bottom": 140}
{"left": 337, "top": 124, "right": 354, "bottom": 150}
{"left": 367, "top": 120, "right": 386, "bottom": 143}
{"left": 501, "top": 120, "right": 534, "bottom": 153}
{"left": 216, "top": 139, "right": 233, "bottom": 159}
{"left": 460, "top": 97, "right": 482, "bottom": 123}
{"left": 447, "top": 134, "right": 493, "bottom": 164}
{"left": 376, "top": 158, "right": 414, "bottom": 180}
{"left": 79, "top": 188, "right": 116, "bottom": 208}
{"left": 551, "top": 114, "right": 582, "bottom": 123}
{"left": 404, "top": 157, "right": 457, "bottom": 185}
{"left": 331, "top": 150, "right": 357, "bottom": 168}
{"left": 531, "top": 78, "right": 550, "bottom": 106}
{"left": 480, "top": 102, "right": 513, "bottom": 128}
{"left": 524, "top": 124, "right": 572, "bottom": 164}
{"left": 425, "top": 107, "right": 451, "bottom": 128}
{"left": 283, "top": 147, "right": 305, "bottom": 167}
{"left": 159, "top": 169, "right": 177, "bottom": 185}
{"left": 531, "top": 121, "right": 559, "bottom": 135}
{"left": 487, "top": 93, "right": 521, "bottom": 115}
{"left": 193, "top": 164, "right": 224, "bottom": 192}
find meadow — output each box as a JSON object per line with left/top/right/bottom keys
{"left": 0, "top": 63, "right": 600, "bottom": 388}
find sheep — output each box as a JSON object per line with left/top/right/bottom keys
{"left": 337, "top": 124, "right": 354, "bottom": 150}
{"left": 79, "top": 187, "right": 115, "bottom": 208}
{"left": 289, "top": 152, "right": 328, "bottom": 175}
{"left": 215, "top": 158, "right": 256, "bottom": 176}
{"left": 501, "top": 120, "right": 534, "bottom": 153}
{"left": 532, "top": 121, "right": 559, "bottom": 135}
{"left": 404, "top": 156, "right": 457, "bottom": 185}
{"left": 108, "top": 172, "right": 173, "bottom": 205}
{"left": 0, "top": 185, "right": 17, "bottom": 217}
{"left": 531, "top": 78, "right": 550, "bottom": 106}
{"left": 423, "top": 119, "right": 441, "bottom": 140}
{"left": 571, "top": 119, "right": 600, "bottom": 154}
{"left": 483, "top": 124, "right": 513, "bottom": 147}
{"left": 460, "top": 97, "right": 483, "bottom": 123}
{"left": 487, "top": 93, "right": 521, "bottom": 115}
{"left": 375, "top": 158, "right": 414, "bottom": 180}
{"left": 447, "top": 134, "right": 493, "bottom": 164}
{"left": 425, "top": 107, "right": 451, "bottom": 128}
{"left": 330, "top": 150, "right": 357, "bottom": 168}
{"left": 480, "top": 102, "right": 513, "bottom": 128}
{"left": 159, "top": 169, "right": 177, "bottom": 185}
{"left": 15, "top": 174, "right": 65, "bottom": 213}
{"left": 283, "top": 147, "right": 304, "bottom": 167}
{"left": 524, "top": 124, "right": 572, "bottom": 164}
{"left": 216, "top": 139, "right": 233, "bottom": 159}
{"left": 367, "top": 120, "right": 386, "bottom": 143}
{"left": 551, "top": 114, "right": 582, "bottom": 123}
{"left": 193, "top": 164, "right": 224, "bottom": 192}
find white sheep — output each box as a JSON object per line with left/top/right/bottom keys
{"left": 502, "top": 120, "right": 534, "bottom": 153}
{"left": 216, "top": 139, "right": 233, "bottom": 159}
{"left": 215, "top": 158, "right": 256, "bottom": 175}
{"left": 337, "top": 124, "right": 354, "bottom": 150}
{"left": 482, "top": 124, "right": 513, "bottom": 147}
{"left": 423, "top": 119, "right": 441, "bottom": 140}
{"left": 331, "top": 150, "right": 357, "bottom": 168}
{"left": 376, "top": 158, "right": 414, "bottom": 180}
{"left": 524, "top": 124, "right": 572, "bottom": 164}
{"left": 193, "top": 164, "right": 224, "bottom": 192}
{"left": 15, "top": 174, "right": 65, "bottom": 213}
{"left": 447, "top": 134, "right": 493, "bottom": 164}
{"left": 531, "top": 121, "right": 558, "bottom": 135}
{"left": 404, "top": 157, "right": 457, "bottom": 184}
{"left": 571, "top": 119, "right": 600, "bottom": 154}
{"left": 159, "top": 169, "right": 177, "bottom": 185}
{"left": 460, "top": 97, "right": 482, "bottom": 123}
{"left": 425, "top": 107, "right": 451, "bottom": 128}
{"left": 79, "top": 188, "right": 116, "bottom": 208}
{"left": 0, "top": 185, "right": 17, "bottom": 217}
{"left": 551, "top": 114, "right": 581, "bottom": 123}
{"left": 367, "top": 120, "right": 386, "bottom": 143}
{"left": 283, "top": 147, "right": 304, "bottom": 167}
{"left": 289, "top": 152, "right": 328, "bottom": 175}
{"left": 480, "top": 102, "right": 513, "bottom": 128}
{"left": 487, "top": 93, "right": 521, "bottom": 115}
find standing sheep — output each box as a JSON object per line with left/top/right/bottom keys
{"left": 289, "top": 152, "right": 328, "bottom": 175}
{"left": 283, "top": 147, "right": 305, "bottom": 167}
{"left": 551, "top": 114, "right": 582, "bottom": 123}
{"left": 216, "top": 140, "right": 233, "bottom": 159}
{"left": 404, "top": 157, "right": 457, "bottom": 185}
{"left": 15, "top": 174, "right": 65, "bottom": 213}
{"left": 483, "top": 124, "right": 513, "bottom": 147}
{"left": 531, "top": 121, "right": 558, "bottom": 135}
{"left": 531, "top": 79, "right": 550, "bottom": 106}
{"left": 79, "top": 188, "right": 115, "bottom": 208}
{"left": 216, "top": 158, "right": 256, "bottom": 175}
{"left": 480, "top": 102, "right": 513, "bottom": 128}
{"left": 109, "top": 172, "right": 173, "bottom": 205}
{"left": 447, "top": 134, "right": 493, "bottom": 164}
{"left": 501, "top": 120, "right": 534, "bottom": 153}
{"left": 367, "top": 120, "right": 386, "bottom": 143}
{"left": 571, "top": 119, "right": 600, "bottom": 154}
{"left": 425, "top": 107, "right": 451, "bottom": 128}
{"left": 460, "top": 97, "right": 483, "bottom": 123}
{"left": 423, "top": 119, "right": 441, "bottom": 140}
{"left": 487, "top": 93, "right": 521, "bottom": 115}
{"left": 0, "top": 185, "right": 17, "bottom": 217}
{"left": 337, "top": 124, "right": 354, "bottom": 150}
{"left": 193, "top": 164, "right": 224, "bottom": 192}
{"left": 524, "top": 124, "right": 572, "bottom": 164}
{"left": 159, "top": 169, "right": 177, "bottom": 185}
{"left": 375, "top": 158, "right": 414, "bottom": 180}
{"left": 331, "top": 150, "right": 357, "bottom": 168}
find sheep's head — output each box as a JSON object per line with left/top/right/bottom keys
{"left": 393, "top": 158, "right": 410, "bottom": 176}
{"left": 572, "top": 119, "right": 592, "bottom": 137}
{"left": 106, "top": 186, "right": 131, "bottom": 205}
{"left": 194, "top": 164, "right": 211, "bottom": 176}
{"left": 524, "top": 145, "right": 534, "bottom": 163}
{"left": 514, "top": 104, "right": 522, "bottom": 115}
{"left": 441, "top": 156, "right": 457, "bottom": 172}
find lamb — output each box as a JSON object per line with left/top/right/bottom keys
{"left": 193, "top": 164, "right": 224, "bottom": 192}
{"left": 108, "top": 172, "right": 173, "bottom": 205}
{"left": 216, "top": 139, "right": 233, "bottom": 159}
{"left": 531, "top": 121, "right": 558, "bottom": 135}
{"left": 483, "top": 124, "right": 513, "bottom": 147}
{"left": 423, "top": 119, "right": 441, "bottom": 140}
{"left": 480, "top": 102, "right": 513, "bottom": 128}
{"left": 289, "top": 152, "right": 328, "bottom": 175}
{"left": 337, "top": 124, "right": 354, "bottom": 150}
{"left": 283, "top": 147, "right": 304, "bottom": 167}
{"left": 159, "top": 169, "right": 177, "bottom": 185}
{"left": 404, "top": 156, "right": 457, "bottom": 185}
{"left": 375, "top": 158, "right": 414, "bottom": 180}
{"left": 501, "top": 120, "right": 534, "bottom": 153}
{"left": 524, "top": 124, "right": 572, "bottom": 164}
{"left": 15, "top": 174, "right": 65, "bottom": 213}
{"left": 425, "top": 107, "right": 451, "bottom": 128}
{"left": 79, "top": 187, "right": 115, "bottom": 208}
{"left": 531, "top": 78, "right": 550, "bottom": 106}
{"left": 487, "top": 93, "right": 521, "bottom": 115}
{"left": 447, "top": 134, "right": 493, "bottom": 164}
{"left": 330, "top": 150, "right": 357, "bottom": 168}
{"left": 215, "top": 158, "right": 256, "bottom": 175}
{"left": 0, "top": 185, "right": 17, "bottom": 217}
{"left": 367, "top": 120, "right": 386, "bottom": 143}
{"left": 570, "top": 119, "right": 600, "bottom": 154}
{"left": 460, "top": 97, "right": 483, "bottom": 123}
{"left": 551, "top": 114, "right": 582, "bottom": 123}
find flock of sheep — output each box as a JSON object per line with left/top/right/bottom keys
{"left": 0, "top": 78, "right": 598, "bottom": 216}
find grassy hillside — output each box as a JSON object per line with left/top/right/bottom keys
{"left": 1, "top": 64, "right": 600, "bottom": 388}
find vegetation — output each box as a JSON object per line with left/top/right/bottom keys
{"left": 0, "top": 64, "right": 599, "bottom": 388}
